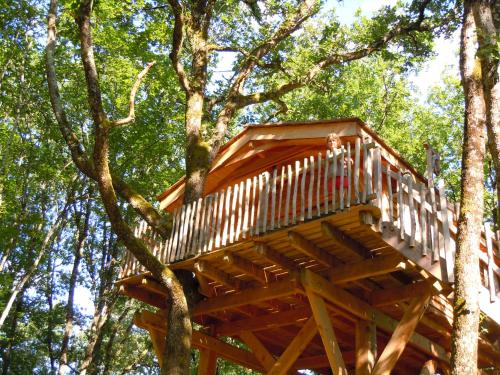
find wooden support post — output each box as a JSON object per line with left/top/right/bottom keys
{"left": 371, "top": 292, "right": 432, "bottom": 375}
{"left": 355, "top": 320, "right": 376, "bottom": 375}
{"left": 198, "top": 349, "right": 218, "bottom": 375}
{"left": 305, "top": 288, "right": 348, "bottom": 375}
{"left": 419, "top": 359, "right": 438, "bottom": 375}
{"left": 268, "top": 317, "right": 318, "bottom": 375}
{"left": 239, "top": 331, "right": 276, "bottom": 371}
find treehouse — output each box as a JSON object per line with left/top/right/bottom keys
{"left": 117, "top": 118, "right": 500, "bottom": 374}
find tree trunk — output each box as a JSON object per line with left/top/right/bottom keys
{"left": 46, "top": 257, "right": 57, "bottom": 374}
{"left": 1, "top": 290, "right": 24, "bottom": 375}
{"left": 450, "top": 2, "right": 486, "bottom": 374}
{"left": 58, "top": 191, "right": 92, "bottom": 375}
{"left": 472, "top": 0, "right": 499, "bottom": 228}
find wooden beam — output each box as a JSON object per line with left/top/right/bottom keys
{"left": 322, "top": 221, "right": 372, "bottom": 258}
{"left": 268, "top": 317, "right": 318, "bottom": 375}
{"left": 198, "top": 349, "right": 218, "bottom": 375}
{"left": 215, "top": 306, "right": 311, "bottom": 336}
{"left": 371, "top": 292, "right": 432, "bottom": 375}
{"left": 193, "top": 277, "right": 301, "bottom": 316}
{"left": 355, "top": 320, "right": 377, "bottom": 375}
{"left": 419, "top": 359, "right": 438, "bottom": 375}
{"left": 255, "top": 243, "right": 298, "bottom": 273}
{"left": 301, "top": 269, "right": 449, "bottom": 363}
{"left": 239, "top": 331, "right": 276, "bottom": 371}
{"left": 194, "top": 260, "right": 246, "bottom": 290}
{"left": 134, "top": 310, "right": 265, "bottom": 372}
{"left": 222, "top": 252, "right": 267, "bottom": 284}
{"left": 288, "top": 231, "right": 339, "bottom": 267}
{"left": 294, "top": 352, "right": 355, "bottom": 370}
{"left": 305, "top": 289, "right": 348, "bottom": 375}
{"left": 119, "top": 285, "right": 167, "bottom": 309}
{"left": 369, "top": 281, "right": 434, "bottom": 307}
{"left": 329, "top": 253, "right": 406, "bottom": 284}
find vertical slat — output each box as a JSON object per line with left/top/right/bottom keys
{"left": 419, "top": 184, "right": 428, "bottom": 256}
{"left": 256, "top": 174, "right": 263, "bottom": 235}
{"left": 278, "top": 166, "right": 285, "bottom": 228}
{"left": 316, "top": 153, "right": 322, "bottom": 217}
{"left": 438, "top": 180, "right": 453, "bottom": 282}
{"left": 250, "top": 176, "right": 257, "bottom": 235}
{"left": 293, "top": 160, "right": 300, "bottom": 224}
{"left": 166, "top": 207, "right": 178, "bottom": 262}
{"left": 397, "top": 171, "right": 404, "bottom": 240}
{"left": 262, "top": 172, "right": 270, "bottom": 233}
{"left": 300, "top": 157, "right": 307, "bottom": 221}
{"left": 362, "top": 143, "right": 368, "bottom": 203}
{"left": 375, "top": 147, "right": 382, "bottom": 210}
{"left": 324, "top": 150, "right": 330, "bottom": 214}
{"left": 308, "top": 155, "right": 314, "bottom": 219}
{"left": 271, "top": 168, "right": 277, "bottom": 230}
{"left": 191, "top": 198, "right": 204, "bottom": 254}
{"left": 332, "top": 149, "right": 337, "bottom": 212}
{"left": 484, "top": 222, "right": 496, "bottom": 302}
{"left": 366, "top": 146, "right": 373, "bottom": 199}
{"left": 285, "top": 165, "right": 292, "bottom": 226}
{"left": 215, "top": 189, "right": 225, "bottom": 248}
{"left": 200, "top": 195, "right": 210, "bottom": 253}
{"left": 346, "top": 142, "right": 351, "bottom": 208}
{"left": 174, "top": 205, "right": 186, "bottom": 262}
{"left": 339, "top": 146, "right": 345, "bottom": 211}
{"left": 355, "top": 138, "right": 361, "bottom": 204}
{"left": 181, "top": 202, "right": 192, "bottom": 260}
{"left": 208, "top": 192, "right": 218, "bottom": 252}
{"left": 170, "top": 207, "right": 181, "bottom": 262}
{"left": 236, "top": 181, "right": 244, "bottom": 241}
{"left": 242, "top": 179, "right": 251, "bottom": 238}
{"left": 386, "top": 166, "right": 394, "bottom": 223}
{"left": 407, "top": 175, "right": 416, "bottom": 247}
{"left": 222, "top": 186, "right": 232, "bottom": 246}
{"left": 230, "top": 183, "right": 238, "bottom": 243}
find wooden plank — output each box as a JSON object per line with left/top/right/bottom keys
{"left": 230, "top": 183, "right": 238, "bottom": 243}
{"left": 271, "top": 167, "right": 277, "bottom": 230}
{"left": 485, "top": 222, "right": 496, "bottom": 302}
{"left": 362, "top": 143, "right": 368, "bottom": 203}
{"left": 194, "top": 260, "right": 245, "bottom": 291}
{"left": 223, "top": 252, "right": 267, "bottom": 284}
{"left": 332, "top": 148, "right": 338, "bottom": 212}
{"left": 239, "top": 331, "right": 276, "bottom": 371}
{"left": 167, "top": 207, "right": 179, "bottom": 262}
{"left": 255, "top": 243, "right": 298, "bottom": 273}
{"left": 242, "top": 179, "right": 251, "bottom": 238}
{"left": 235, "top": 181, "right": 244, "bottom": 241}
{"left": 191, "top": 198, "right": 204, "bottom": 255}
{"left": 180, "top": 202, "right": 192, "bottom": 260}
{"left": 256, "top": 174, "right": 263, "bottom": 235}
{"left": 438, "top": 181, "right": 453, "bottom": 282}
{"left": 369, "top": 281, "right": 433, "bottom": 306}
{"left": 419, "top": 359, "right": 437, "bottom": 375}
{"left": 374, "top": 147, "right": 382, "bottom": 212}
{"left": 289, "top": 231, "right": 338, "bottom": 267}
{"left": 339, "top": 146, "right": 345, "bottom": 211}
{"left": 329, "top": 254, "right": 406, "bottom": 284}
{"left": 420, "top": 184, "right": 428, "bottom": 256}
{"left": 300, "top": 158, "right": 307, "bottom": 221}
{"left": 175, "top": 204, "right": 186, "bottom": 262}
{"left": 324, "top": 150, "right": 330, "bottom": 214}
{"left": 293, "top": 160, "right": 300, "bottom": 224}
{"left": 305, "top": 289, "right": 348, "bottom": 375}
{"left": 371, "top": 291, "right": 432, "bottom": 375}
{"left": 355, "top": 320, "right": 376, "bottom": 375}
{"left": 199, "top": 196, "right": 209, "bottom": 253}
{"left": 386, "top": 165, "right": 394, "bottom": 224}
{"left": 250, "top": 176, "right": 257, "bottom": 235}
{"left": 222, "top": 185, "right": 232, "bottom": 245}
{"left": 347, "top": 142, "right": 351, "bottom": 209}
{"left": 208, "top": 192, "right": 218, "bottom": 252}
{"left": 321, "top": 222, "right": 372, "bottom": 259}
{"left": 308, "top": 156, "right": 314, "bottom": 219}
{"left": 215, "top": 189, "right": 224, "bottom": 248}
{"left": 285, "top": 165, "right": 292, "bottom": 226}
{"left": 397, "top": 171, "right": 404, "bottom": 240}
{"left": 215, "top": 306, "right": 311, "bottom": 336}
{"left": 263, "top": 171, "right": 270, "bottom": 233}
{"left": 278, "top": 166, "right": 285, "bottom": 228}
{"left": 193, "top": 277, "right": 301, "bottom": 316}
{"left": 355, "top": 138, "right": 360, "bottom": 204}
{"left": 408, "top": 175, "right": 416, "bottom": 247}
{"left": 198, "top": 349, "right": 217, "bottom": 375}
{"left": 268, "top": 317, "right": 318, "bottom": 375}
{"left": 316, "top": 153, "right": 322, "bottom": 217}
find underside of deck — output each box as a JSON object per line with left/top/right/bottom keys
{"left": 118, "top": 205, "right": 500, "bottom": 374}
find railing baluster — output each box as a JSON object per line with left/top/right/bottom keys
{"left": 407, "top": 175, "right": 415, "bottom": 247}
{"left": 386, "top": 166, "right": 394, "bottom": 225}
{"left": 419, "top": 184, "right": 428, "bottom": 256}
{"left": 256, "top": 174, "right": 263, "bottom": 235}
{"left": 438, "top": 180, "right": 453, "bottom": 281}
{"left": 324, "top": 150, "right": 330, "bottom": 214}
{"left": 397, "top": 171, "right": 404, "bottom": 240}
{"left": 222, "top": 186, "right": 232, "bottom": 246}
{"left": 250, "top": 176, "right": 257, "bottom": 235}
{"left": 199, "top": 195, "right": 210, "bottom": 253}
{"left": 215, "top": 189, "right": 225, "bottom": 248}
{"left": 230, "top": 183, "right": 238, "bottom": 243}
{"left": 242, "top": 179, "right": 251, "bottom": 238}
{"left": 332, "top": 149, "right": 337, "bottom": 212}
{"left": 271, "top": 168, "right": 277, "bottom": 230}
{"left": 236, "top": 180, "right": 244, "bottom": 241}
{"left": 300, "top": 157, "right": 307, "bottom": 221}
{"left": 355, "top": 138, "right": 360, "bottom": 204}
{"left": 362, "top": 143, "right": 368, "bottom": 203}
{"left": 278, "top": 166, "right": 285, "bottom": 228}
{"left": 208, "top": 192, "right": 218, "bottom": 252}
{"left": 293, "top": 160, "right": 300, "bottom": 224}
{"left": 285, "top": 165, "right": 292, "bottom": 226}
{"left": 308, "top": 155, "right": 314, "bottom": 220}
{"left": 263, "top": 172, "right": 270, "bottom": 233}
{"left": 339, "top": 146, "right": 345, "bottom": 211}
{"left": 347, "top": 142, "right": 351, "bottom": 209}
{"left": 316, "top": 153, "right": 322, "bottom": 217}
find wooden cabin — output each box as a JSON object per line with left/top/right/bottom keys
{"left": 117, "top": 118, "right": 500, "bottom": 374}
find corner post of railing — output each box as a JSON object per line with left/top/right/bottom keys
{"left": 437, "top": 180, "right": 453, "bottom": 283}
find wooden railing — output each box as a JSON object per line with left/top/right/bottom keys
{"left": 120, "top": 140, "right": 500, "bottom": 304}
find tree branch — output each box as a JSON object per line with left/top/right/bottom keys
{"left": 110, "top": 61, "right": 156, "bottom": 128}
{"left": 167, "top": 0, "right": 191, "bottom": 93}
